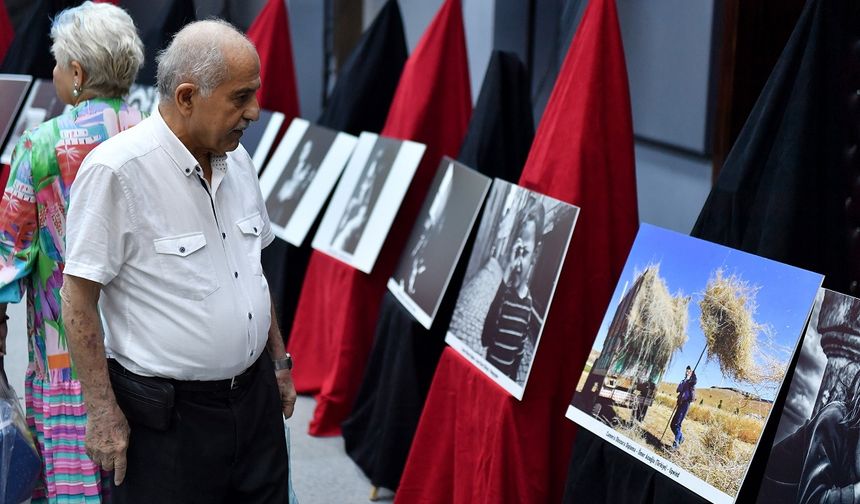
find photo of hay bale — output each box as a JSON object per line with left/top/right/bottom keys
{"left": 567, "top": 224, "right": 823, "bottom": 504}
{"left": 578, "top": 264, "right": 689, "bottom": 422}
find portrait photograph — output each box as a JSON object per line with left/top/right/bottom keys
{"left": 312, "top": 132, "right": 425, "bottom": 273}
{"left": 445, "top": 179, "right": 580, "bottom": 400}
{"left": 0, "top": 74, "right": 33, "bottom": 152}
{"left": 1, "top": 79, "right": 67, "bottom": 165}
{"left": 757, "top": 289, "right": 860, "bottom": 504}
{"left": 259, "top": 118, "right": 357, "bottom": 247}
{"left": 565, "top": 224, "right": 823, "bottom": 504}
{"left": 387, "top": 158, "right": 491, "bottom": 330}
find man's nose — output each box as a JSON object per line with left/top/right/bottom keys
{"left": 245, "top": 94, "right": 261, "bottom": 122}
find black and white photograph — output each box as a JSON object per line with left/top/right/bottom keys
{"left": 259, "top": 118, "right": 357, "bottom": 246}
{"left": 445, "top": 179, "right": 580, "bottom": 400}
{"left": 242, "top": 109, "right": 284, "bottom": 173}
{"left": 312, "top": 132, "right": 425, "bottom": 273}
{"left": 125, "top": 82, "right": 158, "bottom": 116}
{"left": 387, "top": 158, "right": 491, "bottom": 329}
{"left": 0, "top": 74, "right": 33, "bottom": 152}
{"left": 758, "top": 288, "right": 860, "bottom": 503}
{"left": 1, "top": 79, "right": 67, "bottom": 165}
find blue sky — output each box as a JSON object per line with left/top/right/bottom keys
{"left": 589, "top": 224, "right": 823, "bottom": 400}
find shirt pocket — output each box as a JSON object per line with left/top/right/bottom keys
{"left": 153, "top": 232, "right": 219, "bottom": 300}
{"left": 236, "top": 213, "right": 264, "bottom": 276}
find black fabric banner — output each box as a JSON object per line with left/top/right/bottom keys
{"left": 340, "top": 50, "right": 534, "bottom": 490}
{"left": 122, "top": 0, "right": 197, "bottom": 86}
{"left": 1, "top": 0, "right": 78, "bottom": 78}
{"left": 261, "top": 0, "right": 408, "bottom": 338}
{"left": 564, "top": 1, "right": 860, "bottom": 503}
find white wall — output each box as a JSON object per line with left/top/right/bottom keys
{"left": 634, "top": 143, "right": 712, "bottom": 234}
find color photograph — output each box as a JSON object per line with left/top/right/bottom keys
{"left": 757, "top": 289, "right": 860, "bottom": 503}
{"left": 312, "top": 132, "right": 425, "bottom": 273}
{"left": 566, "top": 224, "right": 823, "bottom": 504}
{"left": 388, "top": 158, "right": 491, "bottom": 329}
{"left": 259, "top": 118, "right": 357, "bottom": 247}
{"left": 445, "top": 179, "right": 580, "bottom": 400}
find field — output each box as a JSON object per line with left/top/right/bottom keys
{"left": 609, "top": 385, "right": 765, "bottom": 497}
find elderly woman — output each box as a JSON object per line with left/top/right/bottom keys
{"left": 0, "top": 2, "right": 144, "bottom": 501}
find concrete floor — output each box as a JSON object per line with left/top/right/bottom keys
{"left": 5, "top": 303, "right": 389, "bottom": 504}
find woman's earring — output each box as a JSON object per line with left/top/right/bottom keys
{"left": 72, "top": 82, "right": 81, "bottom": 99}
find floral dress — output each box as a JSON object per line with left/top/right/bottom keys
{"left": 0, "top": 98, "right": 143, "bottom": 503}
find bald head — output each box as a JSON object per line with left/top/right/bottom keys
{"left": 156, "top": 19, "right": 258, "bottom": 103}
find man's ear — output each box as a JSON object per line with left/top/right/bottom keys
{"left": 174, "top": 83, "right": 196, "bottom": 117}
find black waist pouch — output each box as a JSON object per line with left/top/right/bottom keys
{"left": 107, "top": 359, "right": 175, "bottom": 431}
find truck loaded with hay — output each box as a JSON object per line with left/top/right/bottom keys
{"left": 580, "top": 265, "right": 690, "bottom": 422}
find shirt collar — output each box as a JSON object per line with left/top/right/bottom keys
{"left": 150, "top": 106, "right": 229, "bottom": 178}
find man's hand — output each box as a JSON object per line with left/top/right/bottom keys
{"left": 85, "top": 400, "right": 130, "bottom": 485}
{"left": 275, "top": 368, "right": 297, "bottom": 418}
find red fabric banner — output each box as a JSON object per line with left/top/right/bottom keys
{"left": 395, "top": 0, "right": 639, "bottom": 502}
{"left": 247, "top": 0, "right": 300, "bottom": 120}
{"left": 0, "top": 1, "right": 13, "bottom": 65}
{"left": 288, "top": 0, "right": 471, "bottom": 436}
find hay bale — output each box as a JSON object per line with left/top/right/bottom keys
{"left": 611, "top": 265, "right": 690, "bottom": 382}
{"left": 699, "top": 269, "right": 764, "bottom": 383}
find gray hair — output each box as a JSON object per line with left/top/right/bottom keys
{"left": 156, "top": 19, "right": 256, "bottom": 103}
{"left": 51, "top": 1, "right": 143, "bottom": 97}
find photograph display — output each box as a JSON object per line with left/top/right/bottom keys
{"left": 445, "top": 179, "right": 580, "bottom": 400}
{"left": 126, "top": 83, "right": 158, "bottom": 115}
{"left": 312, "top": 132, "right": 425, "bottom": 273}
{"left": 387, "top": 158, "right": 491, "bottom": 329}
{"left": 758, "top": 289, "right": 860, "bottom": 503}
{"left": 566, "top": 224, "right": 823, "bottom": 504}
{"left": 1, "top": 79, "right": 67, "bottom": 165}
{"left": 241, "top": 109, "right": 284, "bottom": 173}
{"left": 0, "top": 75, "right": 33, "bottom": 152}
{"left": 259, "top": 118, "right": 357, "bottom": 246}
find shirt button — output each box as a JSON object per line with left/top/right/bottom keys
{"left": 222, "top": 232, "right": 226, "bottom": 239}
{"left": 234, "top": 272, "right": 239, "bottom": 278}
{"left": 253, "top": 227, "right": 258, "bottom": 233}
{"left": 248, "top": 312, "right": 252, "bottom": 320}
{"left": 179, "top": 246, "right": 186, "bottom": 253}
{"left": 185, "top": 168, "right": 190, "bottom": 174}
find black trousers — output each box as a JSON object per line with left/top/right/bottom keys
{"left": 111, "top": 355, "right": 289, "bottom": 503}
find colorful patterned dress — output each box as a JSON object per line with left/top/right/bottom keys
{"left": 0, "top": 98, "right": 143, "bottom": 503}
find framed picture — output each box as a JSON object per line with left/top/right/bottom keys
{"left": 259, "top": 118, "right": 357, "bottom": 247}
{"left": 387, "top": 158, "right": 491, "bottom": 329}
{"left": 758, "top": 288, "right": 860, "bottom": 503}
{"left": 0, "top": 74, "right": 33, "bottom": 154}
{"left": 1, "top": 79, "right": 66, "bottom": 165}
{"left": 312, "top": 132, "right": 425, "bottom": 273}
{"left": 445, "top": 178, "right": 580, "bottom": 400}
{"left": 565, "top": 224, "right": 823, "bottom": 504}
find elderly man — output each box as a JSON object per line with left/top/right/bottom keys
{"left": 60, "top": 20, "right": 296, "bottom": 503}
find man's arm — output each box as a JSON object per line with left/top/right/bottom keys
{"left": 61, "top": 274, "right": 130, "bottom": 485}
{"left": 266, "top": 293, "right": 296, "bottom": 418}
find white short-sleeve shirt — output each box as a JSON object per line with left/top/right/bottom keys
{"left": 65, "top": 107, "right": 275, "bottom": 380}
